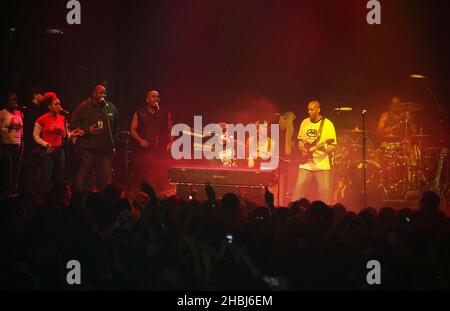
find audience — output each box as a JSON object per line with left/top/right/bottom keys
{"left": 0, "top": 182, "right": 449, "bottom": 290}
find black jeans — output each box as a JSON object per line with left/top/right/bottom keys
{"left": 39, "top": 147, "right": 65, "bottom": 195}
{"left": 0, "top": 144, "right": 23, "bottom": 195}
{"left": 21, "top": 146, "right": 45, "bottom": 194}
{"left": 75, "top": 148, "right": 112, "bottom": 192}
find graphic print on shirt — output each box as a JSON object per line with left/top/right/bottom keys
{"left": 9, "top": 116, "right": 22, "bottom": 132}
{"left": 306, "top": 129, "right": 318, "bottom": 139}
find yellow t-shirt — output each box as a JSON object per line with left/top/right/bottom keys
{"left": 297, "top": 117, "right": 337, "bottom": 171}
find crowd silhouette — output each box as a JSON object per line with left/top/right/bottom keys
{"left": 1, "top": 181, "right": 449, "bottom": 291}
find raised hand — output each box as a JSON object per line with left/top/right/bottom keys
{"left": 265, "top": 186, "right": 274, "bottom": 209}
{"left": 140, "top": 181, "right": 157, "bottom": 205}
{"left": 205, "top": 183, "right": 216, "bottom": 203}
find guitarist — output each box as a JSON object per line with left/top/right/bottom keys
{"left": 292, "top": 100, "right": 337, "bottom": 204}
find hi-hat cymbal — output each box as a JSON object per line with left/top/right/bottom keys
{"left": 391, "top": 102, "right": 423, "bottom": 112}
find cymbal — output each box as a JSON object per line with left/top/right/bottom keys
{"left": 380, "top": 134, "right": 401, "bottom": 140}
{"left": 408, "top": 134, "right": 431, "bottom": 139}
{"left": 391, "top": 102, "right": 423, "bottom": 112}
{"left": 340, "top": 129, "right": 373, "bottom": 134}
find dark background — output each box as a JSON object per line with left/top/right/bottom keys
{"left": 1, "top": 0, "right": 449, "bottom": 140}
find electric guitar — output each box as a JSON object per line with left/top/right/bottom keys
{"left": 429, "top": 147, "right": 449, "bottom": 194}
{"left": 299, "top": 138, "right": 335, "bottom": 164}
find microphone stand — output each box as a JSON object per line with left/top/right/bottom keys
{"left": 361, "top": 109, "right": 367, "bottom": 210}
{"left": 103, "top": 102, "right": 117, "bottom": 157}
{"left": 63, "top": 110, "right": 76, "bottom": 185}
{"left": 420, "top": 78, "right": 448, "bottom": 131}
{"left": 277, "top": 156, "right": 291, "bottom": 207}
{"left": 403, "top": 110, "right": 410, "bottom": 197}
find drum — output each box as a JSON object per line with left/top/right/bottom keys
{"left": 332, "top": 158, "right": 385, "bottom": 206}
{"left": 333, "top": 134, "right": 378, "bottom": 169}
{"left": 377, "top": 142, "right": 403, "bottom": 159}
{"left": 332, "top": 134, "right": 383, "bottom": 206}
{"left": 377, "top": 141, "right": 421, "bottom": 194}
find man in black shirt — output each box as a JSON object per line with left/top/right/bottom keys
{"left": 21, "top": 86, "right": 46, "bottom": 194}
{"left": 70, "top": 84, "right": 120, "bottom": 192}
{"left": 130, "top": 90, "right": 173, "bottom": 194}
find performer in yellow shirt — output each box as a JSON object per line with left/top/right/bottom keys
{"left": 292, "top": 100, "right": 337, "bottom": 204}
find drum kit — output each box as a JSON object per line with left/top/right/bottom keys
{"left": 333, "top": 101, "right": 445, "bottom": 206}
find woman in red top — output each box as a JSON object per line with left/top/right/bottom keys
{"left": 33, "top": 92, "right": 83, "bottom": 194}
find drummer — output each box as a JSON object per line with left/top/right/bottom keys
{"left": 376, "top": 96, "right": 418, "bottom": 139}
{"left": 376, "top": 96, "right": 421, "bottom": 192}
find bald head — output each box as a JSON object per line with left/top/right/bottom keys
{"left": 146, "top": 90, "right": 160, "bottom": 108}
{"left": 307, "top": 100, "right": 321, "bottom": 122}
{"left": 391, "top": 97, "right": 401, "bottom": 105}
{"left": 389, "top": 96, "right": 405, "bottom": 114}
{"left": 309, "top": 100, "right": 320, "bottom": 108}
{"left": 92, "top": 84, "right": 106, "bottom": 104}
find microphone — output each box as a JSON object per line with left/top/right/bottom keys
{"left": 155, "top": 102, "right": 160, "bottom": 110}
{"left": 60, "top": 108, "right": 70, "bottom": 114}
{"left": 99, "top": 97, "right": 107, "bottom": 106}
{"left": 334, "top": 107, "right": 353, "bottom": 112}
{"left": 410, "top": 74, "right": 428, "bottom": 79}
